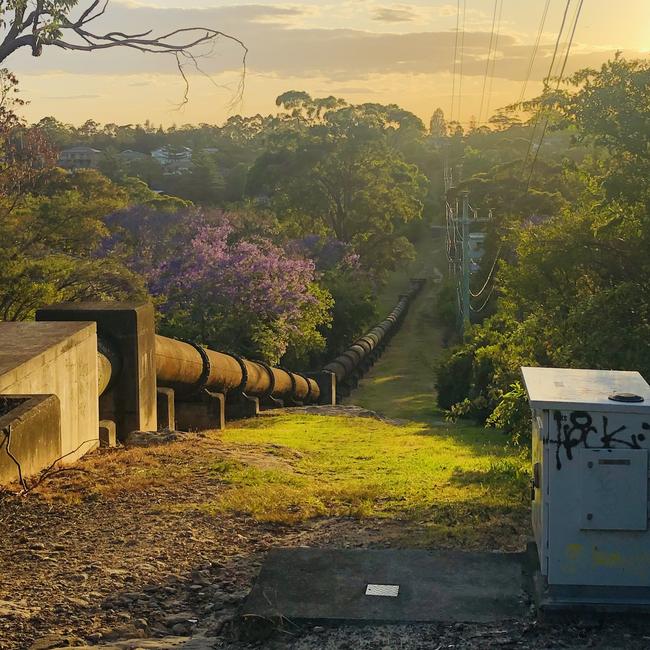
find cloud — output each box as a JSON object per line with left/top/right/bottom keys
{"left": 372, "top": 6, "right": 418, "bottom": 23}
{"left": 8, "top": 2, "right": 645, "bottom": 86}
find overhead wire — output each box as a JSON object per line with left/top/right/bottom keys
{"left": 469, "top": 245, "right": 502, "bottom": 298}
{"left": 478, "top": 0, "right": 499, "bottom": 126}
{"left": 521, "top": 0, "right": 574, "bottom": 179}
{"left": 518, "top": 0, "right": 552, "bottom": 105}
{"left": 457, "top": 0, "right": 467, "bottom": 125}
{"left": 484, "top": 0, "right": 504, "bottom": 126}
{"left": 526, "top": 0, "right": 584, "bottom": 190}
{"left": 470, "top": 283, "right": 497, "bottom": 313}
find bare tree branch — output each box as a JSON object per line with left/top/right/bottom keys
{"left": 0, "top": 0, "right": 248, "bottom": 105}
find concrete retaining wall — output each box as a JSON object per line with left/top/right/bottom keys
{"left": 0, "top": 322, "right": 99, "bottom": 476}
{"left": 0, "top": 395, "right": 61, "bottom": 485}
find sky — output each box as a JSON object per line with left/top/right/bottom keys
{"left": 7, "top": 0, "right": 650, "bottom": 127}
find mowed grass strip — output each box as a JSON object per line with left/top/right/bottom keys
{"left": 196, "top": 414, "right": 530, "bottom": 549}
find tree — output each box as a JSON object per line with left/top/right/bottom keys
{"left": 0, "top": 168, "right": 151, "bottom": 321}
{"left": 247, "top": 93, "right": 428, "bottom": 275}
{"left": 151, "top": 212, "right": 333, "bottom": 365}
{"left": 429, "top": 108, "right": 447, "bottom": 137}
{"left": 435, "top": 56, "right": 650, "bottom": 442}
{"left": 0, "top": 1, "right": 247, "bottom": 102}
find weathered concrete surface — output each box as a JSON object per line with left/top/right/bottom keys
{"left": 99, "top": 420, "right": 117, "bottom": 448}
{"left": 0, "top": 394, "right": 61, "bottom": 484}
{"left": 241, "top": 548, "right": 527, "bottom": 626}
{"left": 175, "top": 390, "right": 225, "bottom": 432}
{"left": 157, "top": 387, "right": 176, "bottom": 431}
{"left": 37, "top": 302, "right": 158, "bottom": 440}
{"left": 0, "top": 322, "right": 99, "bottom": 475}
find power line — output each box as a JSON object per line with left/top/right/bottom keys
{"left": 478, "top": 0, "right": 499, "bottom": 126}
{"left": 521, "top": 0, "right": 574, "bottom": 179}
{"left": 470, "top": 283, "right": 497, "bottom": 313}
{"left": 545, "top": 0, "right": 573, "bottom": 85}
{"left": 526, "top": 0, "right": 584, "bottom": 189}
{"left": 469, "top": 245, "right": 502, "bottom": 298}
{"left": 484, "top": 0, "right": 504, "bottom": 125}
{"left": 518, "top": 0, "right": 552, "bottom": 105}
{"left": 556, "top": 0, "right": 583, "bottom": 81}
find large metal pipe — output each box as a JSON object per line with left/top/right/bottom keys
{"left": 323, "top": 278, "right": 425, "bottom": 387}
{"left": 154, "top": 335, "right": 318, "bottom": 404}
{"left": 98, "top": 337, "right": 122, "bottom": 397}
{"left": 97, "top": 332, "right": 319, "bottom": 406}
{"left": 155, "top": 336, "right": 243, "bottom": 392}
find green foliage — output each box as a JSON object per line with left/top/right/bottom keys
{"left": 247, "top": 95, "right": 429, "bottom": 275}
{"left": 485, "top": 382, "right": 531, "bottom": 446}
{"left": 320, "top": 269, "right": 379, "bottom": 358}
{"left": 0, "top": 167, "right": 152, "bottom": 321}
{"left": 437, "top": 56, "right": 650, "bottom": 442}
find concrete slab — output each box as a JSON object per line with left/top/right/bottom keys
{"left": 242, "top": 548, "right": 527, "bottom": 625}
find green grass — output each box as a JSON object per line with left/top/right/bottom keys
{"left": 182, "top": 240, "right": 532, "bottom": 550}
{"left": 196, "top": 414, "right": 530, "bottom": 549}
{"left": 176, "top": 239, "right": 530, "bottom": 550}
{"left": 351, "top": 249, "right": 445, "bottom": 422}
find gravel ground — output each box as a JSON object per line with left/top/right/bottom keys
{"left": 2, "top": 435, "right": 650, "bottom": 650}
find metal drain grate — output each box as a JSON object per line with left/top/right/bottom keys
{"left": 365, "top": 584, "right": 400, "bottom": 597}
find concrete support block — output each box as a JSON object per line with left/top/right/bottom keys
{"left": 37, "top": 302, "right": 158, "bottom": 441}
{"left": 337, "top": 383, "right": 352, "bottom": 402}
{"left": 0, "top": 322, "right": 99, "bottom": 474}
{"left": 175, "top": 390, "right": 225, "bottom": 432}
{"left": 99, "top": 420, "right": 117, "bottom": 448}
{"left": 260, "top": 396, "right": 284, "bottom": 411}
{"left": 157, "top": 387, "right": 176, "bottom": 431}
{"left": 308, "top": 371, "right": 337, "bottom": 406}
{"left": 227, "top": 393, "right": 260, "bottom": 420}
{"left": 0, "top": 395, "right": 61, "bottom": 485}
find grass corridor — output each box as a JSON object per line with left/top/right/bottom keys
{"left": 202, "top": 247, "right": 530, "bottom": 550}
{"left": 213, "top": 414, "right": 529, "bottom": 549}
{"left": 30, "top": 240, "right": 530, "bottom": 553}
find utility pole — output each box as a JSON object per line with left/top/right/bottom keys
{"left": 460, "top": 190, "right": 471, "bottom": 332}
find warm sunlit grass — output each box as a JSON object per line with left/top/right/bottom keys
{"left": 27, "top": 240, "right": 530, "bottom": 550}
{"left": 192, "top": 414, "right": 530, "bottom": 549}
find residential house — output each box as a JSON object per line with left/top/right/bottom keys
{"left": 58, "top": 146, "right": 102, "bottom": 170}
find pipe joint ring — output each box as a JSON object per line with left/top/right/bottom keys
{"left": 181, "top": 340, "right": 212, "bottom": 395}
{"left": 280, "top": 367, "right": 298, "bottom": 401}
{"left": 228, "top": 353, "right": 249, "bottom": 393}
{"left": 255, "top": 360, "right": 276, "bottom": 398}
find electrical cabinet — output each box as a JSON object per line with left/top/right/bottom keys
{"left": 522, "top": 367, "right": 650, "bottom": 606}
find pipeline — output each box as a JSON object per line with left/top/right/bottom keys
{"left": 97, "top": 333, "right": 320, "bottom": 405}
{"left": 154, "top": 336, "right": 319, "bottom": 403}
{"left": 323, "top": 278, "right": 425, "bottom": 395}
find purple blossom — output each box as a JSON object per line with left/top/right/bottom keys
{"left": 155, "top": 214, "right": 318, "bottom": 335}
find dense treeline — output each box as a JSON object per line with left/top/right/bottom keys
{"left": 0, "top": 80, "right": 444, "bottom": 368}
{"left": 435, "top": 56, "right": 650, "bottom": 442}
{"left": 3, "top": 55, "right": 646, "bottom": 415}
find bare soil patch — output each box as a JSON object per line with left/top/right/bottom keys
{"left": 1, "top": 432, "right": 649, "bottom": 650}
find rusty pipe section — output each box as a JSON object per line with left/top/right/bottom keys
{"left": 154, "top": 335, "right": 319, "bottom": 403}
{"left": 323, "top": 278, "right": 426, "bottom": 386}
{"left": 95, "top": 332, "right": 319, "bottom": 405}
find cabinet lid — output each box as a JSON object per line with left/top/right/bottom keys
{"left": 521, "top": 367, "right": 650, "bottom": 413}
